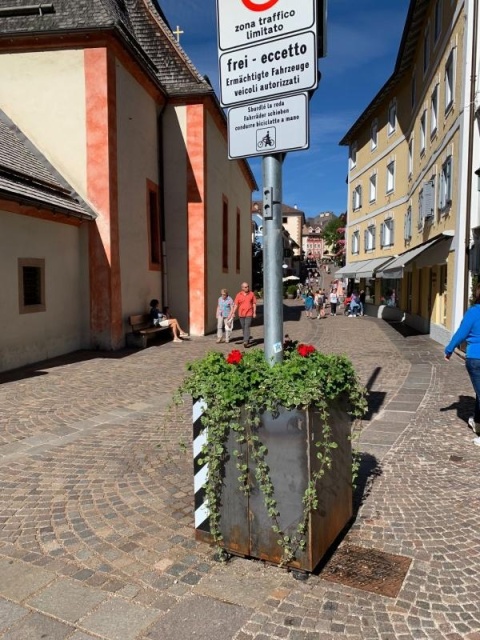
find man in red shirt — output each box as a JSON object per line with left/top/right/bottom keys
{"left": 231, "top": 282, "right": 256, "bottom": 348}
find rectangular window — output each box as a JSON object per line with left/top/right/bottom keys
{"left": 408, "top": 138, "right": 414, "bottom": 177}
{"left": 365, "top": 225, "right": 376, "bottom": 251}
{"left": 431, "top": 85, "right": 438, "bottom": 136}
{"left": 147, "top": 181, "right": 161, "bottom": 269}
{"left": 352, "top": 184, "right": 362, "bottom": 210}
{"left": 420, "top": 110, "right": 427, "bottom": 153}
{"left": 222, "top": 197, "right": 229, "bottom": 270}
{"left": 352, "top": 230, "right": 360, "bottom": 255}
{"left": 439, "top": 156, "right": 453, "bottom": 211}
{"left": 349, "top": 142, "right": 357, "bottom": 170}
{"left": 404, "top": 206, "right": 412, "bottom": 240}
{"left": 388, "top": 102, "right": 396, "bottom": 135}
{"left": 371, "top": 120, "right": 378, "bottom": 150}
{"left": 369, "top": 173, "right": 377, "bottom": 202}
{"left": 381, "top": 218, "right": 395, "bottom": 248}
{"left": 434, "top": 0, "right": 442, "bottom": 42}
{"left": 18, "top": 258, "right": 45, "bottom": 313}
{"left": 445, "top": 50, "right": 455, "bottom": 111}
{"left": 386, "top": 161, "right": 395, "bottom": 194}
{"left": 236, "top": 208, "right": 241, "bottom": 272}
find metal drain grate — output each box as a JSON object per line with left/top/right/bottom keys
{"left": 321, "top": 543, "right": 412, "bottom": 598}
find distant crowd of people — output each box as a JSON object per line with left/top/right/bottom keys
{"left": 298, "top": 284, "right": 366, "bottom": 318}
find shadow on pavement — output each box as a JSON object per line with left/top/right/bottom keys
{"left": 363, "top": 366, "right": 387, "bottom": 420}
{"left": 440, "top": 394, "right": 476, "bottom": 427}
{"left": 385, "top": 320, "right": 424, "bottom": 338}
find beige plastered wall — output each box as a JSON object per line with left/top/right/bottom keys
{"left": 115, "top": 60, "right": 162, "bottom": 323}
{"left": 205, "top": 110, "right": 253, "bottom": 335}
{"left": 0, "top": 50, "right": 88, "bottom": 197}
{"left": 162, "top": 104, "right": 190, "bottom": 330}
{"left": 0, "top": 210, "right": 89, "bottom": 372}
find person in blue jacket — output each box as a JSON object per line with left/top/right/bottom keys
{"left": 444, "top": 283, "right": 480, "bottom": 444}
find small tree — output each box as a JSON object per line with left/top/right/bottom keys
{"left": 321, "top": 213, "right": 346, "bottom": 266}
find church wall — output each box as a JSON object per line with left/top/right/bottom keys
{"left": 0, "top": 50, "right": 88, "bottom": 196}
{"left": 205, "top": 109, "right": 253, "bottom": 335}
{"left": 115, "top": 59, "right": 162, "bottom": 323}
{"left": 0, "top": 208, "right": 89, "bottom": 372}
{"left": 162, "top": 104, "right": 190, "bottom": 332}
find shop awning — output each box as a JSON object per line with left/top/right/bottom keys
{"left": 376, "top": 234, "right": 453, "bottom": 279}
{"left": 354, "top": 256, "right": 396, "bottom": 278}
{"left": 334, "top": 260, "right": 371, "bottom": 278}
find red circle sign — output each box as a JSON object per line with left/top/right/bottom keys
{"left": 241, "top": 0, "right": 280, "bottom": 11}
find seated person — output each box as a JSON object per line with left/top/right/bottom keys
{"left": 349, "top": 293, "right": 361, "bottom": 316}
{"left": 149, "top": 299, "right": 189, "bottom": 343}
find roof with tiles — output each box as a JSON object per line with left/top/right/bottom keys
{"left": 0, "top": 0, "right": 212, "bottom": 96}
{"left": 0, "top": 110, "right": 96, "bottom": 219}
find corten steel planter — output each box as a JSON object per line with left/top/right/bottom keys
{"left": 193, "top": 401, "right": 352, "bottom": 573}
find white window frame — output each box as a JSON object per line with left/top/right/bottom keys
{"left": 370, "top": 120, "right": 378, "bottom": 150}
{"left": 439, "top": 155, "right": 453, "bottom": 211}
{"left": 349, "top": 142, "right": 357, "bottom": 170}
{"left": 365, "top": 225, "right": 376, "bottom": 251}
{"left": 387, "top": 101, "right": 397, "bottom": 136}
{"left": 386, "top": 161, "right": 395, "bottom": 194}
{"left": 381, "top": 218, "right": 394, "bottom": 248}
{"left": 431, "top": 85, "right": 438, "bottom": 136}
{"left": 352, "top": 184, "right": 362, "bottom": 211}
{"left": 420, "top": 110, "right": 427, "bottom": 153}
{"left": 369, "top": 173, "right": 377, "bottom": 203}
{"left": 445, "top": 49, "right": 455, "bottom": 112}
{"left": 351, "top": 230, "right": 360, "bottom": 255}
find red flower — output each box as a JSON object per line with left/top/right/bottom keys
{"left": 226, "top": 349, "right": 243, "bottom": 365}
{"left": 297, "top": 343, "right": 316, "bottom": 357}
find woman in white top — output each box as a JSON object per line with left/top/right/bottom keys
{"left": 329, "top": 289, "right": 338, "bottom": 316}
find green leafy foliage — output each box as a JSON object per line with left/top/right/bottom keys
{"left": 174, "top": 346, "right": 367, "bottom": 566}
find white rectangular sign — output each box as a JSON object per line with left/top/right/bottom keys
{"left": 216, "top": 0, "right": 316, "bottom": 52}
{"left": 227, "top": 93, "right": 309, "bottom": 159}
{"left": 219, "top": 31, "right": 317, "bottom": 107}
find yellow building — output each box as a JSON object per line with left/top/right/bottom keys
{"left": 339, "top": 0, "right": 479, "bottom": 345}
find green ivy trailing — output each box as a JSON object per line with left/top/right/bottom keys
{"left": 174, "top": 345, "right": 367, "bottom": 566}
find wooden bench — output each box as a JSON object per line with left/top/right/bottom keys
{"left": 125, "top": 314, "right": 171, "bottom": 348}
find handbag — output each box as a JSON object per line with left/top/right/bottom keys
{"left": 224, "top": 317, "right": 234, "bottom": 331}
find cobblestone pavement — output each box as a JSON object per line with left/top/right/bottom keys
{"left": 0, "top": 301, "right": 479, "bottom": 639}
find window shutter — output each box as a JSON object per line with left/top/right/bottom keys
{"left": 390, "top": 221, "right": 395, "bottom": 246}
{"left": 380, "top": 222, "right": 385, "bottom": 247}
{"left": 372, "top": 227, "right": 376, "bottom": 250}
{"left": 423, "top": 180, "right": 434, "bottom": 218}
{"left": 352, "top": 190, "right": 356, "bottom": 210}
{"left": 358, "top": 185, "right": 362, "bottom": 208}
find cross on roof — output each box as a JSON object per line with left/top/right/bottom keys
{"left": 173, "top": 25, "right": 184, "bottom": 43}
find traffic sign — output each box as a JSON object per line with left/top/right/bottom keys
{"left": 216, "top": 0, "right": 316, "bottom": 52}
{"left": 227, "top": 93, "right": 309, "bottom": 159}
{"left": 219, "top": 31, "right": 317, "bottom": 107}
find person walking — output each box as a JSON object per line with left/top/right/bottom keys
{"left": 216, "top": 288, "right": 234, "bottom": 343}
{"left": 444, "top": 283, "right": 480, "bottom": 444}
{"left": 231, "top": 282, "right": 257, "bottom": 348}
{"left": 329, "top": 288, "right": 338, "bottom": 316}
{"left": 303, "top": 288, "right": 314, "bottom": 318}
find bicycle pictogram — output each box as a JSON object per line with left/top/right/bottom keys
{"left": 256, "top": 127, "right": 276, "bottom": 150}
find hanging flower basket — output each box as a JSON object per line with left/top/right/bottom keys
{"left": 176, "top": 345, "right": 367, "bottom": 573}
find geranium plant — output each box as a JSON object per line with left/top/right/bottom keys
{"left": 175, "top": 344, "right": 367, "bottom": 566}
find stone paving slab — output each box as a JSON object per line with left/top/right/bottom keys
{"left": 0, "top": 302, "right": 479, "bottom": 639}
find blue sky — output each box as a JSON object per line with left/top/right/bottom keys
{"left": 159, "top": 0, "right": 411, "bottom": 218}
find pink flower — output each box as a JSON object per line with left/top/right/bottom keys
{"left": 226, "top": 350, "right": 243, "bottom": 365}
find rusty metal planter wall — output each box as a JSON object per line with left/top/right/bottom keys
{"left": 193, "top": 401, "right": 352, "bottom": 573}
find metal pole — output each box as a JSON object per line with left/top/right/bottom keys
{"left": 262, "top": 153, "right": 284, "bottom": 365}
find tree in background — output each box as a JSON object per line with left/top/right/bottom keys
{"left": 320, "top": 213, "right": 346, "bottom": 266}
